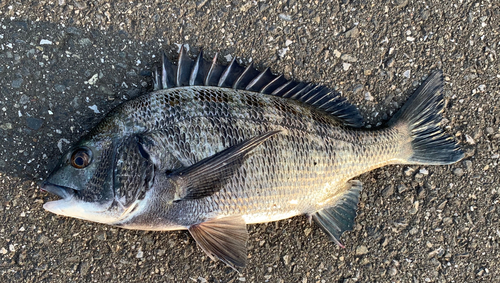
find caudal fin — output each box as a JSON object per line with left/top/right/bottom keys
{"left": 388, "top": 71, "right": 464, "bottom": 165}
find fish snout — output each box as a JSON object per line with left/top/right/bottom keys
{"left": 40, "top": 182, "right": 75, "bottom": 199}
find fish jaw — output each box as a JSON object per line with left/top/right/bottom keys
{"left": 42, "top": 182, "right": 120, "bottom": 225}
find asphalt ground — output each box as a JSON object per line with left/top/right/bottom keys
{"left": 0, "top": 0, "right": 499, "bottom": 282}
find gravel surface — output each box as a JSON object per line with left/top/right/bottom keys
{"left": 1, "top": 0, "right": 499, "bottom": 282}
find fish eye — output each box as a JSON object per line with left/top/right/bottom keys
{"left": 70, "top": 148, "right": 92, "bottom": 169}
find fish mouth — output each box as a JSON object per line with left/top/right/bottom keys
{"left": 40, "top": 182, "right": 76, "bottom": 200}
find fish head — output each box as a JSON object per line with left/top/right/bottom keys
{"left": 41, "top": 138, "right": 122, "bottom": 224}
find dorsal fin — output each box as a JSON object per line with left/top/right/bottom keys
{"left": 153, "top": 45, "right": 363, "bottom": 127}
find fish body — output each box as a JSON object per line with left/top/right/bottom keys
{"left": 42, "top": 47, "right": 463, "bottom": 269}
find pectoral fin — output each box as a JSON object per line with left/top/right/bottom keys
{"left": 170, "top": 130, "right": 280, "bottom": 201}
{"left": 311, "top": 180, "right": 362, "bottom": 247}
{"left": 188, "top": 216, "right": 248, "bottom": 270}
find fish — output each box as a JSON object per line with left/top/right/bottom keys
{"left": 41, "top": 46, "right": 464, "bottom": 270}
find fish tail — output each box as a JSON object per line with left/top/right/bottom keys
{"left": 388, "top": 70, "right": 464, "bottom": 165}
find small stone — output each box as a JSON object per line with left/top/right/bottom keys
{"left": 381, "top": 185, "right": 394, "bottom": 197}
{"left": 40, "top": 39, "right": 53, "bottom": 45}
{"left": 86, "top": 74, "right": 99, "bottom": 85}
{"left": 417, "top": 187, "right": 426, "bottom": 199}
{"left": 343, "top": 63, "right": 352, "bottom": 71}
{"left": 386, "top": 58, "right": 395, "bottom": 68}
{"left": 279, "top": 14, "right": 292, "bottom": 22}
{"left": 403, "top": 70, "right": 411, "bottom": 78}
{"left": 19, "top": 94, "right": 30, "bottom": 104}
{"left": 26, "top": 117, "right": 43, "bottom": 130}
{"left": 364, "top": 92, "right": 374, "bottom": 101}
{"left": 397, "top": 184, "right": 408, "bottom": 193}
{"left": 136, "top": 249, "right": 143, "bottom": 258}
{"left": 12, "top": 78, "right": 23, "bottom": 88}
{"left": 333, "top": 50, "right": 341, "bottom": 58}
{"left": 355, "top": 245, "right": 368, "bottom": 255}
{"left": 419, "top": 168, "right": 429, "bottom": 175}
{"left": 283, "top": 254, "right": 290, "bottom": 265}
{"left": 0, "top": 123, "right": 12, "bottom": 130}
{"left": 364, "top": 69, "right": 372, "bottom": 76}
{"left": 304, "top": 227, "right": 312, "bottom": 237}
{"left": 54, "top": 84, "right": 66, "bottom": 92}
{"left": 0, "top": 247, "right": 7, "bottom": 254}
{"left": 463, "top": 160, "right": 472, "bottom": 171}
{"left": 485, "top": 127, "right": 494, "bottom": 135}
{"left": 409, "top": 201, "right": 419, "bottom": 215}
{"left": 465, "top": 134, "right": 475, "bottom": 145}
{"left": 88, "top": 105, "right": 100, "bottom": 113}
{"left": 389, "top": 267, "right": 398, "bottom": 276}
{"left": 453, "top": 168, "right": 464, "bottom": 176}
{"left": 341, "top": 54, "right": 357, "bottom": 63}
{"left": 404, "top": 167, "right": 415, "bottom": 176}
{"left": 442, "top": 217, "right": 453, "bottom": 225}
{"left": 345, "top": 27, "right": 359, "bottom": 38}
{"left": 352, "top": 84, "right": 364, "bottom": 95}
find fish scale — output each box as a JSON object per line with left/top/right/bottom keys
{"left": 42, "top": 47, "right": 463, "bottom": 270}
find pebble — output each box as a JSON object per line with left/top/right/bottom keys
{"left": 386, "top": 58, "right": 395, "bottom": 68}
{"left": 54, "top": 84, "right": 66, "bottom": 92}
{"left": 364, "top": 92, "right": 374, "bottom": 101}
{"left": 88, "top": 105, "right": 100, "bottom": 113}
{"left": 333, "top": 50, "right": 341, "bottom": 58}
{"left": 26, "top": 117, "right": 43, "bottom": 130}
{"left": 40, "top": 39, "right": 53, "bottom": 45}
{"left": 345, "top": 27, "right": 359, "bottom": 38}
{"left": 355, "top": 245, "right": 368, "bottom": 255}
{"left": 283, "top": 254, "right": 290, "bottom": 265}
{"left": 19, "top": 94, "right": 30, "bottom": 104}
{"left": 136, "top": 249, "right": 144, "bottom": 258}
{"left": 419, "top": 168, "right": 429, "bottom": 175}
{"left": 86, "top": 74, "right": 99, "bottom": 85}
{"left": 388, "top": 267, "right": 398, "bottom": 276}
{"left": 453, "top": 168, "right": 464, "bottom": 176}
{"left": 381, "top": 185, "right": 394, "bottom": 197}
{"left": 12, "top": 78, "right": 23, "bottom": 88}
{"left": 465, "top": 134, "right": 475, "bottom": 145}
{"left": 0, "top": 247, "right": 7, "bottom": 254}
{"left": 1, "top": 123, "right": 13, "bottom": 130}
{"left": 343, "top": 63, "right": 352, "bottom": 71}
{"left": 404, "top": 167, "right": 415, "bottom": 176}
{"left": 485, "top": 127, "right": 494, "bottom": 135}
{"left": 352, "top": 84, "right": 364, "bottom": 95}
{"left": 341, "top": 54, "right": 358, "bottom": 63}
{"left": 409, "top": 201, "right": 419, "bottom": 214}
{"left": 397, "top": 184, "right": 408, "bottom": 193}
{"left": 403, "top": 70, "right": 411, "bottom": 78}
{"left": 279, "top": 14, "right": 292, "bottom": 22}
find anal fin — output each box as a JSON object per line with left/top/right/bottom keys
{"left": 311, "top": 180, "right": 362, "bottom": 247}
{"left": 188, "top": 216, "right": 248, "bottom": 270}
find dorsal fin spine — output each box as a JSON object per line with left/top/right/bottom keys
{"left": 157, "top": 48, "right": 364, "bottom": 127}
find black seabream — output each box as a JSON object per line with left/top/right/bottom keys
{"left": 41, "top": 46, "right": 463, "bottom": 270}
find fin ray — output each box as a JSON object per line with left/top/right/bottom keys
{"left": 311, "top": 180, "right": 362, "bottom": 247}
{"left": 189, "top": 216, "right": 248, "bottom": 270}
{"left": 388, "top": 71, "right": 464, "bottom": 165}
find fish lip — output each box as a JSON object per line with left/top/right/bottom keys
{"left": 40, "top": 182, "right": 76, "bottom": 200}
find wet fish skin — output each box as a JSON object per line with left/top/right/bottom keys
{"left": 41, "top": 47, "right": 463, "bottom": 269}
